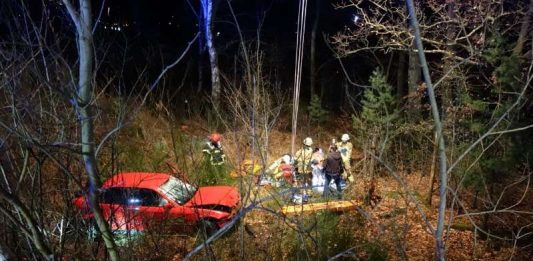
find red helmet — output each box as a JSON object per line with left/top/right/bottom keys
{"left": 209, "top": 133, "right": 221, "bottom": 142}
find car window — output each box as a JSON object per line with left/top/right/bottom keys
{"left": 159, "top": 176, "right": 197, "bottom": 205}
{"left": 100, "top": 188, "right": 165, "bottom": 207}
{"left": 100, "top": 188, "right": 130, "bottom": 205}
{"left": 137, "top": 189, "right": 166, "bottom": 207}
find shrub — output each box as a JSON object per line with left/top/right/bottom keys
{"left": 308, "top": 94, "right": 329, "bottom": 124}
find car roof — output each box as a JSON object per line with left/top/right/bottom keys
{"left": 101, "top": 172, "right": 171, "bottom": 190}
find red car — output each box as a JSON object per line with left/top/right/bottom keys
{"left": 73, "top": 172, "right": 241, "bottom": 234}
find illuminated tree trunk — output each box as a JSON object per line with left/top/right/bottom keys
{"left": 406, "top": 1, "right": 448, "bottom": 260}
{"left": 61, "top": 0, "right": 119, "bottom": 260}
{"left": 201, "top": 0, "right": 221, "bottom": 108}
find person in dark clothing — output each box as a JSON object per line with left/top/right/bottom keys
{"left": 322, "top": 145, "right": 344, "bottom": 199}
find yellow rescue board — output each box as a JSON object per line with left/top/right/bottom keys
{"left": 281, "top": 200, "right": 358, "bottom": 215}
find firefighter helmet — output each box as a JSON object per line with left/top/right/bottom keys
{"left": 282, "top": 154, "right": 292, "bottom": 164}
{"left": 209, "top": 132, "right": 221, "bottom": 142}
{"left": 341, "top": 133, "right": 350, "bottom": 142}
{"left": 303, "top": 137, "right": 313, "bottom": 146}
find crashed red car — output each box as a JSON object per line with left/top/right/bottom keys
{"left": 73, "top": 172, "right": 241, "bottom": 233}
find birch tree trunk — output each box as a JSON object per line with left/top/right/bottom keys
{"left": 406, "top": 0, "right": 448, "bottom": 260}
{"left": 201, "top": 0, "right": 221, "bottom": 108}
{"left": 62, "top": 0, "right": 119, "bottom": 260}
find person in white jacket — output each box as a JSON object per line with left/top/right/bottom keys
{"left": 310, "top": 147, "right": 325, "bottom": 193}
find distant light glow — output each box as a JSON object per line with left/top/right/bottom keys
{"left": 352, "top": 14, "right": 360, "bottom": 24}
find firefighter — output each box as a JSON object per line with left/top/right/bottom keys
{"left": 336, "top": 133, "right": 354, "bottom": 182}
{"left": 203, "top": 132, "right": 226, "bottom": 166}
{"left": 266, "top": 154, "right": 295, "bottom": 186}
{"left": 201, "top": 133, "right": 227, "bottom": 185}
{"left": 294, "top": 137, "right": 314, "bottom": 188}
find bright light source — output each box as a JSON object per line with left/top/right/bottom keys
{"left": 352, "top": 14, "right": 360, "bottom": 24}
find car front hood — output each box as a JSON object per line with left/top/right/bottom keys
{"left": 187, "top": 186, "right": 240, "bottom": 208}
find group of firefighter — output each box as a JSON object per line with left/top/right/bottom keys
{"left": 201, "top": 132, "right": 354, "bottom": 199}
{"left": 266, "top": 134, "right": 353, "bottom": 199}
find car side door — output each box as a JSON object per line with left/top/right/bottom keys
{"left": 132, "top": 188, "right": 169, "bottom": 230}
{"left": 99, "top": 187, "right": 137, "bottom": 231}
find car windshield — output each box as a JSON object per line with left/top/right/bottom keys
{"left": 158, "top": 176, "right": 197, "bottom": 205}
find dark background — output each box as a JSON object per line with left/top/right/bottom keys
{"left": 87, "top": 0, "right": 363, "bottom": 109}
{"left": 8, "top": 0, "right": 374, "bottom": 111}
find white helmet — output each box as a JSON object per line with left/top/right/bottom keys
{"left": 282, "top": 154, "right": 292, "bottom": 164}
{"left": 341, "top": 133, "right": 350, "bottom": 142}
{"left": 304, "top": 137, "right": 313, "bottom": 146}
{"left": 303, "top": 137, "right": 313, "bottom": 146}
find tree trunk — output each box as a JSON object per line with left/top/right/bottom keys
{"left": 441, "top": 0, "right": 456, "bottom": 115}
{"left": 513, "top": 0, "right": 533, "bottom": 57}
{"left": 427, "top": 132, "right": 439, "bottom": 207}
{"left": 396, "top": 51, "right": 406, "bottom": 102}
{"left": 406, "top": 1, "right": 448, "bottom": 260}
{"left": 408, "top": 41, "right": 421, "bottom": 93}
{"left": 309, "top": 0, "right": 320, "bottom": 101}
{"left": 407, "top": 40, "right": 421, "bottom": 120}
{"left": 202, "top": 0, "right": 221, "bottom": 108}
{"left": 62, "top": 0, "right": 119, "bottom": 259}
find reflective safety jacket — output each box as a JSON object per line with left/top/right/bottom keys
{"left": 294, "top": 146, "right": 314, "bottom": 173}
{"left": 335, "top": 141, "right": 353, "bottom": 162}
{"left": 202, "top": 141, "right": 226, "bottom": 165}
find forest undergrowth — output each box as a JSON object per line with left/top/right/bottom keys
{"left": 98, "top": 107, "right": 533, "bottom": 260}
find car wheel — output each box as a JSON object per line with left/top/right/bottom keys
{"left": 196, "top": 219, "right": 218, "bottom": 238}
